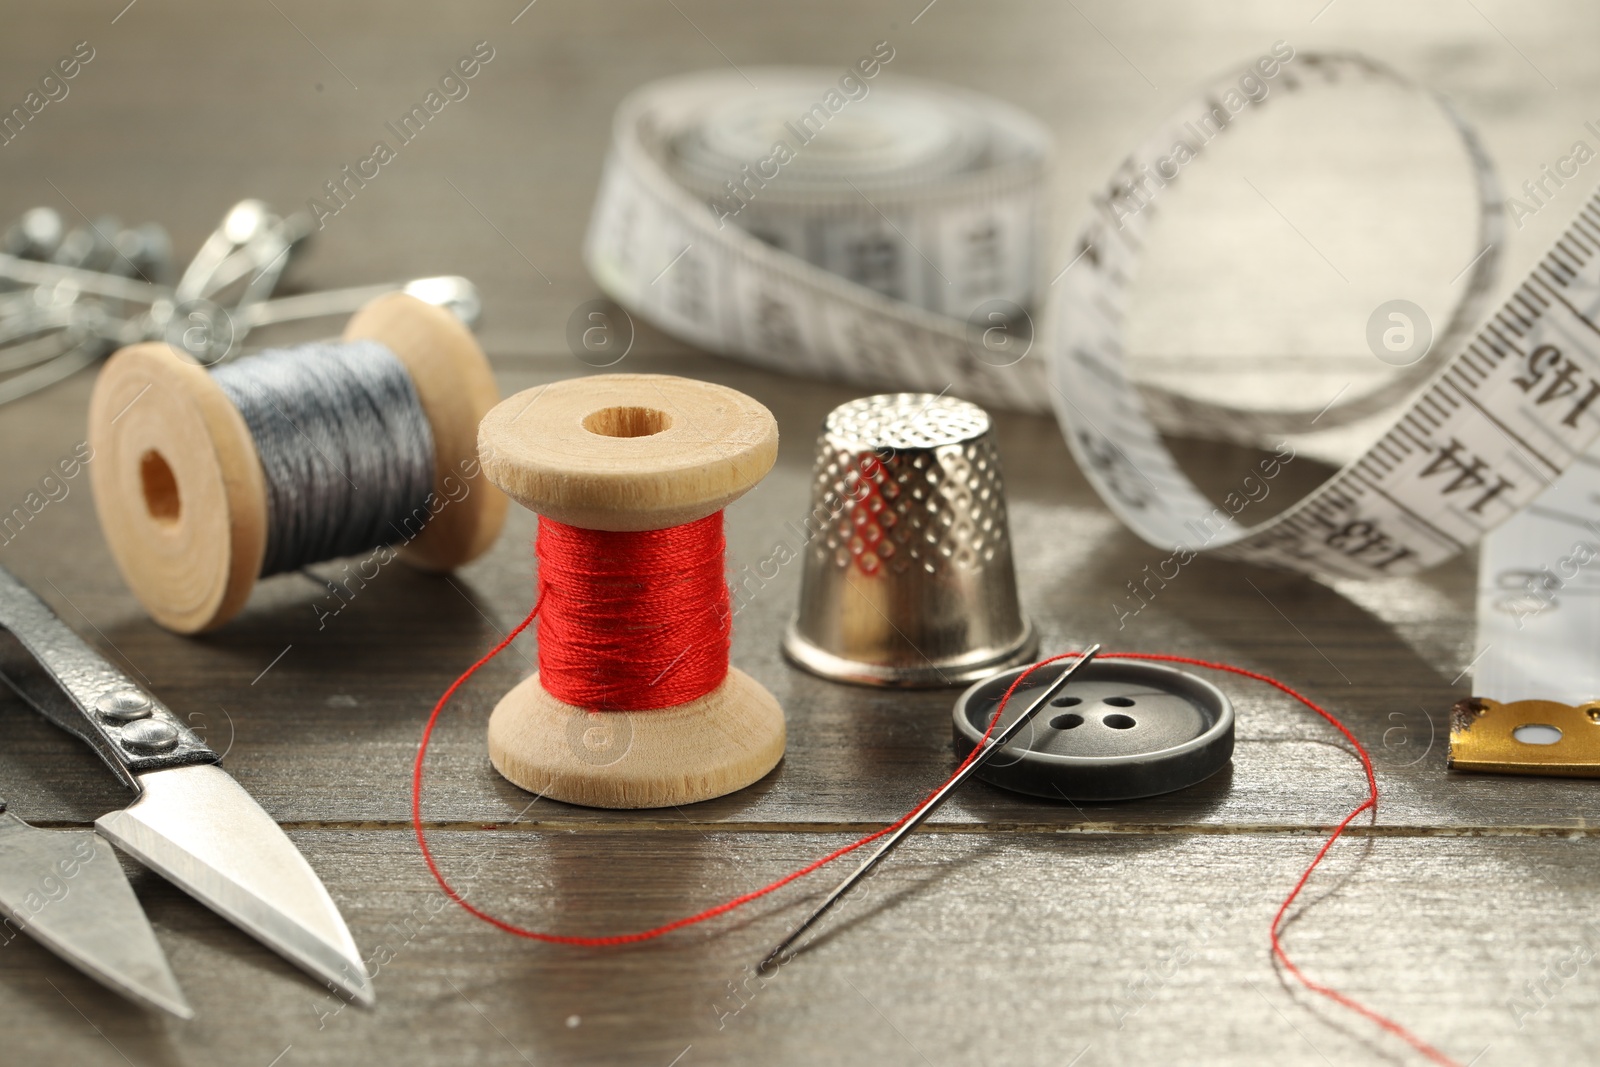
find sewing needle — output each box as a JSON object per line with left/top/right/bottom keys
{"left": 758, "top": 643, "right": 1103, "bottom": 974}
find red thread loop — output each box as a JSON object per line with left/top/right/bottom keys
{"left": 535, "top": 512, "right": 730, "bottom": 710}
{"left": 415, "top": 637, "right": 1458, "bottom": 1066}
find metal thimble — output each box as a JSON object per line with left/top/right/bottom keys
{"left": 782, "top": 393, "right": 1038, "bottom": 687}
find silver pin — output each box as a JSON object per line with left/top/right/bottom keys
{"left": 236, "top": 276, "right": 482, "bottom": 331}
{"left": 0, "top": 252, "right": 163, "bottom": 303}
{"left": 0, "top": 199, "right": 474, "bottom": 405}
{"left": 758, "top": 643, "right": 1103, "bottom": 974}
{"left": 1, "top": 207, "right": 65, "bottom": 260}
{"left": 174, "top": 200, "right": 283, "bottom": 301}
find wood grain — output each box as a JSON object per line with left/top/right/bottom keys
{"left": 488, "top": 666, "right": 787, "bottom": 808}
{"left": 2, "top": 0, "right": 1600, "bottom": 1063}
{"left": 87, "top": 340, "right": 268, "bottom": 633}
{"left": 478, "top": 374, "right": 779, "bottom": 531}
{"left": 0, "top": 829, "right": 1595, "bottom": 1066}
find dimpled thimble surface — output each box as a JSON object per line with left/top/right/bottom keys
{"left": 783, "top": 393, "right": 1037, "bottom": 687}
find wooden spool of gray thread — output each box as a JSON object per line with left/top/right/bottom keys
{"left": 88, "top": 293, "right": 506, "bottom": 633}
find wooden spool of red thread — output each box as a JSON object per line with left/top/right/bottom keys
{"left": 478, "top": 373, "right": 787, "bottom": 809}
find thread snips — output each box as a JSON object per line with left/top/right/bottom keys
{"left": 0, "top": 563, "right": 374, "bottom": 1016}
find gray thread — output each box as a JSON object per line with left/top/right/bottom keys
{"left": 212, "top": 339, "right": 436, "bottom": 577}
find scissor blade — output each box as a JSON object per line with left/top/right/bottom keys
{"left": 95, "top": 764, "right": 372, "bottom": 1006}
{"left": 0, "top": 815, "right": 191, "bottom": 1018}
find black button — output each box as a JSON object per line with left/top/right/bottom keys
{"left": 951, "top": 658, "right": 1234, "bottom": 801}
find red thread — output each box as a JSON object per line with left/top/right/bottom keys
{"left": 413, "top": 627, "right": 1455, "bottom": 1066}
{"left": 534, "top": 513, "right": 730, "bottom": 710}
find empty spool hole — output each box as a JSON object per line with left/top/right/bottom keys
{"left": 582, "top": 406, "right": 671, "bottom": 438}
{"left": 1513, "top": 723, "right": 1563, "bottom": 746}
{"left": 1051, "top": 695, "right": 1082, "bottom": 708}
{"left": 1104, "top": 696, "right": 1136, "bottom": 707}
{"left": 139, "top": 450, "right": 181, "bottom": 524}
{"left": 1103, "top": 713, "right": 1137, "bottom": 730}
{"left": 1050, "top": 713, "right": 1084, "bottom": 730}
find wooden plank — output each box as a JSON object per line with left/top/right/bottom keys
{"left": 0, "top": 828, "right": 1591, "bottom": 1066}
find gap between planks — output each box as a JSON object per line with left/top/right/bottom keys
{"left": 23, "top": 818, "right": 1600, "bottom": 838}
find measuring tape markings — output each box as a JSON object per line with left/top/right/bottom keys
{"left": 586, "top": 54, "right": 1600, "bottom": 710}
{"left": 666, "top": 66, "right": 1044, "bottom": 318}
{"left": 1087, "top": 54, "right": 1507, "bottom": 445}
{"left": 587, "top": 55, "right": 1506, "bottom": 440}
{"left": 585, "top": 69, "right": 1054, "bottom": 412}
{"left": 1055, "top": 185, "right": 1600, "bottom": 583}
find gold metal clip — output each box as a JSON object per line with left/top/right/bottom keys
{"left": 1448, "top": 697, "right": 1600, "bottom": 777}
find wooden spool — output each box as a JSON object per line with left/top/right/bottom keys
{"left": 87, "top": 293, "right": 507, "bottom": 633}
{"left": 479, "top": 373, "right": 787, "bottom": 809}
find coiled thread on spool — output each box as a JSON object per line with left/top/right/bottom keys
{"left": 534, "top": 512, "right": 731, "bottom": 710}
{"left": 210, "top": 339, "right": 436, "bottom": 576}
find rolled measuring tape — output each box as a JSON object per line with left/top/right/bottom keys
{"left": 584, "top": 53, "right": 1503, "bottom": 430}
{"left": 588, "top": 52, "right": 1600, "bottom": 754}
{"left": 585, "top": 65, "right": 1053, "bottom": 412}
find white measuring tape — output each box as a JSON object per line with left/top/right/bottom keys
{"left": 585, "top": 66, "right": 1053, "bottom": 412}
{"left": 1473, "top": 456, "right": 1600, "bottom": 705}
{"left": 585, "top": 53, "right": 1600, "bottom": 709}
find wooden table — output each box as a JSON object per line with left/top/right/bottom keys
{"left": 3, "top": 2, "right": 1599, "bottom": 1064}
